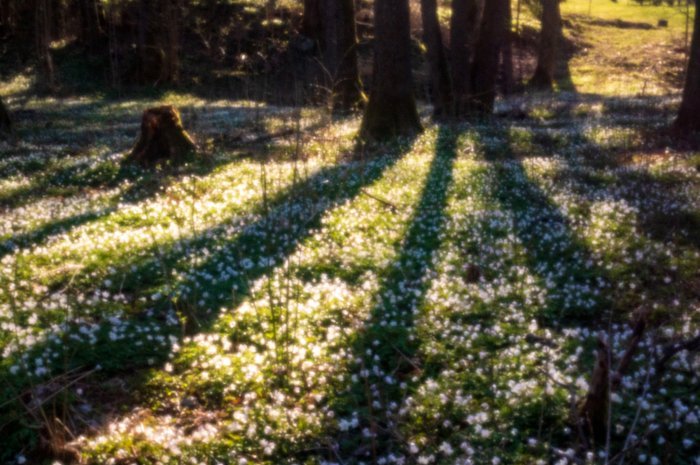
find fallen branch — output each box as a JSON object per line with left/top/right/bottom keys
{"left": 230, "top": 127, "right": 296, "bottom": 146}
{"left": 361, "top": 189, "right": 399, "bottom": 212}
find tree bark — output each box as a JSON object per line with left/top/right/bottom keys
{"left": 360, "top": 0, "right": 421, "bottom": 140}
{"left": 469, "top": 0, "right": 508, "bottom": 115}
{"left": 77, "top": 0, "right": 103, "bottom": 51}
{"left": 500, "top": 0, "right": 515, "bottom": 95}
{"left": 450, "top": 0, "right": 481, "bottom": 116}
{"left": 137, "top": 0, "right": 181, "bottom": 85}
{"left": 0, "top": 97, "right": 11, "bottom": 136}
{"left": 323, "top": 0, "right": 363, "bottom": 112}
{"left": 675, "top": 2, "right": 700, "bottom": 132}
{"left": 127, "top": 106, "right": 197, "bottom": 166}
{"left": 34, "top": 0, "right": 56, "bottom": 91}
{"left": 529, "top": 0, "right": 562, "bottom": 90}
{"left": 302, "top": 0, "right": 323, "bottom": 45}
{"left": 162, "top": 0, "right": 181, "bottom": 84}
{"left": 420, "top": 0, "right": 452, "bottom": 118}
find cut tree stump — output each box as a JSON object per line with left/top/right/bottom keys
{"left": 0, "top": 96, "right": 12, "bottom": 137}
{"left": 126, "top": 105, "right": 197, "bottom": 166}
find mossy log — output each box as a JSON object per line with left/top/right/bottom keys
{"left": 0, "top": 97, "right": 12, "bottom": 136}
{"left": 127, "top": 105, "right": 196, "bottom": 166}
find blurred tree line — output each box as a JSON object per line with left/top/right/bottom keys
{"left": 0, "top": 0, "right": 698, "bottom": 138}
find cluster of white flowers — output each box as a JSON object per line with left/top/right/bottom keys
{"left": 0, "top": 91, "right": 697, "bottom": 465}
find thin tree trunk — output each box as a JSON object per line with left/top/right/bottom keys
{"left": 675, "top": 2, "right": 700, "bottom": 132}
{"left": 360, "top": 0, "right": 421, "bottom": 140}
{"left": 137, "top": 0, "right": 149, "bottom": 83}
{"left": 35, "top": 0, "right": 55, "bottom": 91}
{"left": 78, "top": 0, "right": 103, "bottom": 51}
{"left": 302, "top": 0, "right": 323, "bottom": 45}
{"left": 137, "top": 0, "right": 180, "bottom": 85}
{"left": 162, "top": 0, "right": 181, "bottom": 84}
{"left": 106, "top": 1, "right": 120, "bottom": 88}
{"left": 450, "top": 0, "right": 481, "bottom": 116}
{"left": 329, "top": 0, "right": 363, "bottom": 113}
{"left": 530, "top": 0, "right": 562, "bottom": 90}
{"left": 500, "top": 0, "right": 515, "bottom": 95}
{"left": 469, "top": 0, "right": 508, "bottom": 115}
{"left": 420, "top": 0, "right": 452, "bottom": 117}
{"left": 323, "top": 0, "right": 362, "bottom": 112}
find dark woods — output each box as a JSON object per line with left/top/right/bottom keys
{"left": 0, "top": 0, "right": 698, "bottom": 137}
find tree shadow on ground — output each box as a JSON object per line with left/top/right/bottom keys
{"left": 556, "top": 30, "right": 579, "bottom": 92}
{"left": 506, "top": 92, "right": 700, "bottom": 259}
{"left": 0, "top": 108, "right": 346, "bottom": 265}
{"left": 305, "top": 125, "right": 459, "bottom": 463}
{"left": 304, "top": 118, "right": 612, "bottom": 464}
{"left": 0, "top": 134, "right": 419, "bottom": 461}
{"left": 474, "top": 120, "right": 609, "bottom": 326}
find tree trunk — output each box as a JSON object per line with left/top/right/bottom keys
{"left": 360, "top": 0, "right": 421, "bottom": 140}
{"left": 0, "top": 97, "right": 11, "bottom": 136}
{"left": 302, "top": 0, "right": 323, "bottom": 45}
{"left": 78, "top": 0, "right": 103, "bottom": 51}
{"left": 675, "top": 3, "right": 700, "bottom": 132}
{"left": 469, "top": 0, "right": 508, "bottom": 115}
{"left": 450, "top": 0, "right": 481, "bottom": 116}
{"left": 323, "top": 0, "right": 363, "bottom": 112}
{"left": 34, "top": 0, "right": 56, "bottom": 91}
{"left": 529, "top": 0, "right": 562, "bottom": 90}
{"left": 500, "top": 0, "right": 515, "bottom": 95}
{"left": 127, "top": 106, "right": 197, "bottom": 167}
{"left": 162, "top": 0, "right": 181, "bottom": 84}
{"left": 420, "top": 0, "right": 452, "bottom": 118}
{"left": 137, "top": 0, "right": 180, "bottom": 85}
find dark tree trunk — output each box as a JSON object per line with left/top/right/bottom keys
{"left": 0, "top": 97, "right": 11, "bottom": 136}
{"left": 420, "top": 0, "right": 452, "bottom": 117}
{"left": 360, "top": 0, "right": 421, "bottom": 140}
{"left": 0, "top": 1, "right": 10, "bottom": 38}
{"left": 675, "top": 3, "right": 700, "bottom": 132}
{"left": 302, "top": 0, "right": 323, "bottom": 45}
{"left": 323, "top": 0, "right": 363, "bottom": 112}
{"left": 530, "top": 0, "right": 562, "bottom": 90}
{"left": 77, "top": 0, "right": 103, "bottom": 51}
{"left": 127, "top": 106, "right": 197, "bottom": 167}
{"left": 3, "top": 1, "right": 33, "bottom": 44}
{"left": 137, "top": 0, "right": 151, "bottom": 83}
{"left": 162, "top": 0, "right": 181, "bottom": 84}
{"left": 469, "top": 0, "right": 508, "bottom": 115}
{"left": 137, "top": 0, "right": 181, "bottom": 85}
{"left": 500, "top": 0, "right": 515, "bottom": 95}
{"left": 50, "top": 0, "right": 66, "bottom": 40}
{"left": 450, "top": 0, "right": 481, "bottom": 116}
{"left": 34, "top": 0, "right": 56, "bottom": 91}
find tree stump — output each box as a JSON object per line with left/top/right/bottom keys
{"left": 0, "top": 97, "right": 12, "bottom": 137}
{"left": 127, "top": 106, "right": 197, "bottom": 166}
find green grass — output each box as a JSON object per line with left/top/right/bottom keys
{"left": 1, "top": 2, "right": 700, "bottom": 464}
{"left": 562, "top": 0, "right": 693, "bottom": 95}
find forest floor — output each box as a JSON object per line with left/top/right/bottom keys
{"left": 1, "top": 1, "right": 699, "bottom": 465}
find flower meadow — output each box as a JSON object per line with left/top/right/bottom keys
{"left": 0, "top": 91, "right": 698, "bottom": 465}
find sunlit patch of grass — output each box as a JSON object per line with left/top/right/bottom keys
{"left": 2, "top": 8, "right": 700, "bottom": 461}
{"left": 557, "top": 0, "right": 693, "bottom": 95}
